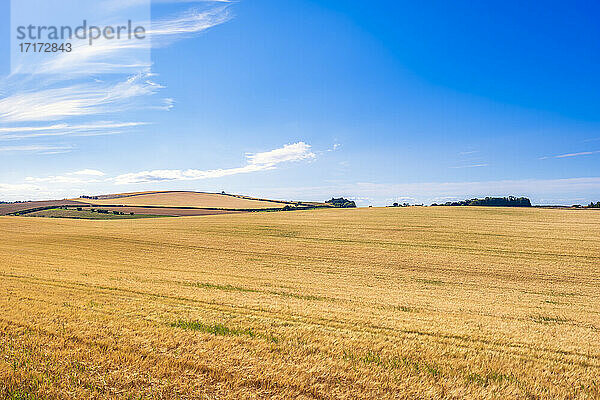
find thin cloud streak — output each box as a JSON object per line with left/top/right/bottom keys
{"left": 22, "top": 169, "right": 106, "bottom": 185}
{"left": 449, "top": 163, "right": 489, "bottom": 169}
{"left": 540, "top": 150, "right": 600, "bottom": 159}
{"left": 114, "top": 142, "right": 316, "bottom": 184}
{"left": 150, "top": 7, "right": 231, "bottom": 41}
{"left": 246, "top": 142, "right": 315, "bottom": 165}
{"left": 103, "top": 0, "right": 231, "bottom": 12}
{"left": 555, "top": 151, "right": 600, "bottom": 158}
{"left": 0, "top": 122, "right": 148, "bottom": 140}
{"left": 0, "top": 145, "right": 72, "bottom": 153}
{"left": 69, "top": 169, "right": 106, "bottom": 176}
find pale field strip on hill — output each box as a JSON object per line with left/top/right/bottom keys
{"left": 0, "top": 207, "right": 599, "bottom": 398}
{"left": 71, "top": 191, "right": 293, "bottom": 209}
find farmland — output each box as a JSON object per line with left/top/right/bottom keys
{"left": 0, "top": 200, "right": 85, "bottom": 216}
{"left": 0, "top": 207, "right": 599, "bottom": 399}
{"left": 72, "top": 191, "right": 296, "bottom": 209}
{"left": 23, "top": 208, "right": 165, "bottom": 220}
{"left": 0, "top": 191, "right": 311, "bottom": 218}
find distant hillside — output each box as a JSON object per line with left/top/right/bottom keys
{"left": 72, "top": 191, "right": 298, "bottom": 210}
{"left": 1, "top": 191, "right": 337, "bottom": 217}
{"left": 0, "top": 200, "right": 87, "bottom": 216}
{"left": 432, "top": 196, "right": 532, "bottom": 207}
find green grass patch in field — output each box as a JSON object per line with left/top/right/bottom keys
{"left": 273, "top": 291, "right": 331, "bottom": 301}
{"left": 394, "top": 305, "right": 419, "bottom": 313}
{"left": 544, "top": 299, "right": 561, "bottom": 305}
{"left": 171, "top": 320, "right": 281, "bottom": 343}
{"left": 192, "top": 282, "right": 258, "bottom": 293}
{"left": 466, "top": 371, "right": 516, "bottom": 386}
{"left": 171, "top": 320, "right": 256, "bottom": 338}
{"left": 191, "top": 281, "right": 332, "bottom": 302}
{"left": 6, "top": 390, "right": 38, "bottom": 400}
{"left": 532, "top": 314, "right": 569, "bottom": 324}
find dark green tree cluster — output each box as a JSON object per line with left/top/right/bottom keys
{"left": 589, "top": 202, "right": 600, "bottom": 208}
{"left": 326, "top": 197, "right": 357, "bottom": 208}
{"left": 432, "top": 196, "right": 532, "bottom": 207}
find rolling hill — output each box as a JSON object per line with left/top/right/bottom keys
{"left": 0, "top": 191, "right": 327, "bottom": 217}
{"left": 71, "top": 191, "right": 299, "bottom": 209}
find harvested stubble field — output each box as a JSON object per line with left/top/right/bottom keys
{"left": 0, "top": 207, "right": 599, "bottom": 399}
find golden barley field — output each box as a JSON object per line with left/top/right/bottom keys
{"left": 71, "top": 191, "right": 291, "bottom": 209}
{"left": 1, "top": 207, "right": 599, "bottom": 399}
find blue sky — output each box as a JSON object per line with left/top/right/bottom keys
{"left": 1, "top": 0, "right": 599, "bottom": 205}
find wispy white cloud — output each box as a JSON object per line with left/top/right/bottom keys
{"left": 3, "top": 143, "right": 315, "bottom": 196}
{"left": 114, "top": 142, "right": 316, "bottom": 184}
{"left": 0, "top": 183, "right": 41, "bottom": 194}
{"left": 324, "top": 143, "right": 341, "bottom": 153}
{"left": 0, "top": 4, "right": 236, "bottom": 200}
{"left": 113, "top": 164, "right": 272, "bottom": 184}
{"left": 555, "top": 151, "right": 600, "bottom": 158}
{"left": 0, "top": 121, "right": 148, "bottom": 140}
{"left": 539, "top": 150, "right": 600, "bottom": 160}
{"left": 246, "top": 142, "right": 315, "bottom": 165}
{"left": 18, "top": 168, "right": 105, "bottom": 186}
{"left": 69, "top": 169, "right": 106, "bottom": 177}
{"left": 102, "top": 0, "right": 231, "bottom": 12}
{"left": 25, "top": 174, "right": 102, "bottom": 184}
{"left": 150, "top": 7, "right": 231, "bottom": 44}
{"left": 160, "top": 98, "right": 176, "bottom": 111}
{"left": 1, "top": 4, "right": 232, "bottom": 133}
{"left": 29, "top": 6, "right": 231, "bottom": 76}
{"left": 0, "top": 145, "right": 72, "bottom": 153}
{"left": 0, "top": 182, "right": 87, "bottom": 202}
{"left": 0, "top": 74, "right": 162, "bottom": 123}
{"left": 449, "top": 163, "right": 489, "bottom": 169}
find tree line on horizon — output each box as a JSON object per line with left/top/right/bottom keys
{"left": 431, "top": 196, "right": 532, "bottom": 207}
{"left": 326, "top": 198, "right": 357, "bottom": 208}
